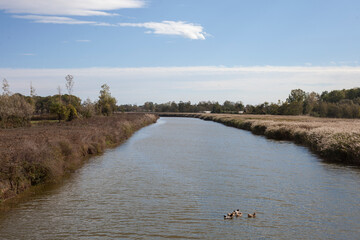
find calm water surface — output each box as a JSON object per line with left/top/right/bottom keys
{"left": 1, "top": 117, "right": 360, "bottom": 239}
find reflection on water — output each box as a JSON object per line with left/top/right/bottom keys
{"left": 1, "top": 117, "right": 360, "bottom": 239}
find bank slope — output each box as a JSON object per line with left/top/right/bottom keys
{"left": 0, "top": 113, "right": 158, "bottom": 202}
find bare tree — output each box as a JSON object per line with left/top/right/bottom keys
{"left": 30, "top": 82, "right": 36, "bottom": 98}
{"left": 2, "top": 78, "right": 10, "bottom": 96}
{"left": 57, "top": 85, "right": 62, "bottom": 104}
{"left": 65, "top": 74, "right": 74, "bottom": 104}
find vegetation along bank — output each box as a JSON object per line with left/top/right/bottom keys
{"left": 159, "top": 113, "right": 360, "bottom": 165}
{"left": 0, "top": 113, "right": 158, "bottom": 202}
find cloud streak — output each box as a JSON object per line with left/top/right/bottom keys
{"left": 12, "top": 15, "right": 207, "bottom": 39}
{"left": 0, "top": 0, "right": 145, "bottom": 16}
{"left": 1, "top": 66, "right": 360, "bottom": 104}
{"left": 119, "top": 21, "right": 207, "bottom": 40}
{"left": 13, "top": 15, "right": 97, "bottom": 25}
{"left": 2, "top": 0, "right": 208, "bottom": 40}
{"left": 13, "top": 14, "right": 117, "bottom": 26}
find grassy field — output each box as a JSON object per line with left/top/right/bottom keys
{"left": 159, "top": 113, "right": 360, "bottom": 165}
{"left": 0, "top": 113, "right": 158, "bottom": 202}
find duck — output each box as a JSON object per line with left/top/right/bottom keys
{"left": 248, "top": 212, "right": 256, "bottom": 218}
{"left": 224, "top": 212, "right": 234, "bottom": 219}
{"left": 234, "top": 209, "right": 242, "bottom": 217}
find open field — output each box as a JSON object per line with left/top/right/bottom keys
{"left": 0, "top": 113, "right": 158, "bottom": 202}
{"left": 159, "top": 113, "right": 360, "bottom": 165}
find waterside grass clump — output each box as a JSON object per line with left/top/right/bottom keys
{"left": 0, "top": 113, "right": 158, "bottom": 202}
{"left": 159, "top": 113, "right": 360, "bottom": 165}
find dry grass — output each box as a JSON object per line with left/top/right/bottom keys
{"left": 0, "top": 113, "right": 158, "bottom": 201}
{"left": 159, "top": 113, "right": 360, "bottom": 164}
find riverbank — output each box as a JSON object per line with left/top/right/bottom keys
{"left": 159, "top": 113, "right": 360, "bottom": 165}
{"left": 0, "top": 113, "right": 158, "bottom": 202}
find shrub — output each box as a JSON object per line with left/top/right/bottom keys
{"left": 0, "top": 94, "right": 34, "bottom": 128}
{"left": 79, "top": 98, "right": 95, "bottom": 118}
{"left": 66, "top": 104, "right": 78, "bottom": 121}
{"left": 50, "top": 103, "right": 69, "bottom": 122}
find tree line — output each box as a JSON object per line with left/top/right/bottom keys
{"left": 118, "top": 88, "right": 360, "bottom": 118}
{"left": 244, "top": 88, "right": 360, "bottom": 118}
{"left": 0, "top": 76, "right": 117, "bottom": 128}
{"left": 1, "top": 75, "right": 360, "bottom": 129}
{"left": 118, "top": 100, "right": 245, "bottom": 113}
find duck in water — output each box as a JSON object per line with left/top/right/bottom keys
{"left": 234, "top": 209, "right": 242, "bottom": 217}
{"left": 248, "top": 212, "right": 256, "bottom": 218}
{"left": 224, "top": 212, "right": 234, "bottom": 219}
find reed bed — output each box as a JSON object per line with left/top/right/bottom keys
{"left": 159, "top": 113, "right": 360, "bottom": 165}
{"left": 0, "top": 113, "right": 158, "bottom": 201}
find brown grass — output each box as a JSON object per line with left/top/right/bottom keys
{"left": 0, "top": 113, "right": 158, "bottom": 201}
{"left": 159, "top": 113, "right": 360, "bottom": 165}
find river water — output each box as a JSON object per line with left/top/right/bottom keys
{"left": 1, "top": 117, "right": 360, "bottom": 239}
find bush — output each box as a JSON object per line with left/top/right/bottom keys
{"left": 0, "top": 94, "right": 34, "bottom": 128}
{"left": 66, "top": 104, "right": 78, "bottom": 121}
{"left": 79, "top": 98, "right": 95, "bottom": 118}
{"left": 50, "top": 103, "right": 69, "bottom": 122}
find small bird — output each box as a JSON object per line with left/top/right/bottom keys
{"left": 234, "top": 209, "right": 242, "bottom": 217}
{"left": 248, "top": 212, "right": 256, "bottom": 218}
{"left": 224, "top": 214, "right": 233, "bottom": 219}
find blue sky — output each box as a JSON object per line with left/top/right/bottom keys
{"left": 1, "top": 0, "right": 360, "bottom": 104}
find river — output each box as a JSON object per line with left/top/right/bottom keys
{"left": 1, "top": 117, "right": 360, "bottom": 239}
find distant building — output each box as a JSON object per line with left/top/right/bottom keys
{"left": 203, "top": 111, "right": 211, "bottom": 114}
{"left": 238, "top": 111, "right": 244, "bottom": 114}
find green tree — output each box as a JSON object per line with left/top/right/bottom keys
{"left": 235, "top": 101, "right": 245, "bottom": 111}
{"left": 97, "top": 84, "right": 117, "bottom": 116}
{"left": 287, "top": 89, "right": 306, "bottom": 103}
{"left": 50, "top": 103, "right": 69, "bottom": 122}
{"left": 303, "top": 92, "right": 319, "bottom": 114}
{"left": 327, "top": 90, "right": 345, "bottom": 103}
{"left": 284, "top": 89, "right": 306, "bottom": 115}
{"left": 268, "top": 103, "right": 280, "bottom": 115}
{"left": 66, "top": 104, "right": 78, "bottom": 121}
{"left": 345, "top": 88, "right": 360, "bottom": 100}
{"left": 212, "top": 102, "right": 222, "bottom": 113}
{"left": 143, "top": 102, "right": 155, "bottom": 112}
{"left": 284, "top": 102, "right": 303, "bottom": 115}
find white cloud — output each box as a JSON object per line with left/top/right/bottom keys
{"left": 2, "top": 0, "right": 208, "bottom": 40}
{"left": 13, "top": 15, "right": 117, "bottom": 26}
{"left": 21, "top": 53, "right": 35, "bottom": 56}
{"left": 0, "top": 0, "right": 144, "bottom": 16}
{"left": 13, "top": 15, "right": 207, "bottom": 40}
{"left": 1, "top": 66, "right": 360, "bottom": 104}
{"left": 13, "top": 15, "right": 97, "bottom": 24}
{"left": 119, "top": 21, "right": 207, "bottom": 40}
